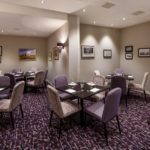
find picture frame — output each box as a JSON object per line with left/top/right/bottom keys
{"left": 53, "top": 47, "right": 59, "bottom": 60}
{"left": 103, "top": 49, "right": 112, "bottom": 58}
{"left": 48, "top": 51, "right": 52, "bottom": 61}
{"left": 138, "top": 48, "right": 150, "bottom": 57}
{"left": 125, "top": 46, "right": 133, "bottom": 52}
{"left": 19, "top": 48, "right": 36, "bottom": 60}
{"left": 81, "top": 45, "right": 95, "bottom": 58}
{"left": 125, "top": 53, "right": 133, "bottom": 60}
{"left": 0, "top": 46, "right": 2, "bottom": 56}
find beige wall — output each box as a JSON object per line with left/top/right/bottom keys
{"left": 80, "top": 24, "right": 120, "bottom": 81}
{"left": 0, "top": 35, "right": 47, "bottom": 74}
{"left": 47, "top": 23, "right": 69, "bottom": 82}
{"left": 120, "top": 21, "right": 150, "bottom": 90}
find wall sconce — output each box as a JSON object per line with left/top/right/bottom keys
{"left": 57, "top": 42, "right": 64, "bottom": 53}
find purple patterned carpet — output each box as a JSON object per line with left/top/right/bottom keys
{"left": 0, "top": 90, "right": 150, "bottom": 150}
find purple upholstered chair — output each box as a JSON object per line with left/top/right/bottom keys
{"left": 4, "top": 73, "right": 16, "bottom": 90}
{"left": 54, "top": 75, "right": 75, "bottom": 100}
{"left": 85, "top": 88, "right": 122, "bottom": 145}
{"left": 111, "top": 76, "right": 127, "bottom": 106}
{"left": 114, "top": 68, "right": 124, "bottom": 75}
{"left": 0, "top": 76, "right": 11, "bottom": 99}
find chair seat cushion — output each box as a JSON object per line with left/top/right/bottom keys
{"left": 91, "top": 91, "right": 105, "bottom": 101}
{"left": 128, "top": 83, "right": 143, "bottom": 90}
{"left": 61, "top": 100, "right": 81, "bottom": 118}
{"left": 59, "top": 92, "right": 74, "bottom": 100}
{"left": 85, "top": 101, "right": 104, "bottom": 121}
{"left": 0, "top": 99, "right": 11, "bottom": 112}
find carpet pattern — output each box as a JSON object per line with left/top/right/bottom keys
{"left": 0, "top": 90, "right": 150, "bottom": 150}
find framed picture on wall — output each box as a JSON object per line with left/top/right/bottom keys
{"left": 19, "top": 48, "right": 36, "bottom": 60}
{"left": 125, "top": 53, "right": 133, "bottom": 60}
{"left": 53, "top": 47, "right": 59, "bottom": 60}
{"left": 48, "top": 51, "right": 52, "bottom": 61}
{"left": 0, "top": 46, "right": 2, "bottom": 56}
{"left": 81, "top": 45, "right": 95, "bottom": 58}
{"left": 138, "top": 48, "right": 150, "bottom": 57}
{"left": 103, "top": 49, "right": 112, "bottom": 58}
{"left": 125, "top": 46, "right": 133, "bottom": 52}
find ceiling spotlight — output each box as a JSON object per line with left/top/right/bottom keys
{"left": 82, "top": 9, "right": 86, "bottom": 13}
{"left": 1, "top": 29, "right": 4, "bottom": 33}
{"left": 122, "top": 17, "right": 126, "bottom": 21}
{"left": 93, "top": 21, "right": 96, "bottom": 24}
{"left": 41, "top": 0, "right": 45, "bottom": 4}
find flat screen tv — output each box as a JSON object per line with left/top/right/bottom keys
{"left": 19, "top": 49, "right": 36, "bottom": 60}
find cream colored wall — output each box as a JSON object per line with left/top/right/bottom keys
{"left": 120, "top": 22, "right": 150, "bottom": 90}
{"left": 47, "top": 23, "right": 69, "bottom": 82}
{"left": 80, "top": 24, "right": 120, "bottom": 81}
{"left": 0, "top": 35, "right": 47, "bottom": 73}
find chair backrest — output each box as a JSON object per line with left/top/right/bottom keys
{"left": 102, "top": 88, "right": 121, "bottom": 123}
{"left": 142, "top": 72, "right": 149, "bottom": 89}
{"left": 43, "top": 69, "right": 48, "bottom": 81}
{"left": 55, "top": 75, "right": 68, "bottom": 88}
{"left": 4, "top": 73, "right": 16, "bottom": 89}
{"left": 114, "top": 68, "right": 124, "bottom": 75}
{"left": 0, "top": 76, "right": 10, "bottom": 88}
{"left": 47, "top": 85, "right": 63, "bottom": 118}
{"left": 93, "top": 74, "right": 105, "bottom": 86}
{"left": 9, "top": 81, "right": 25, "bottom": 111}
{"left": 12, "top": 68, "right": 21, "bottom": 74}
{"left": 111, "top": 76, "right": 127, "bottom": 95}
{"left": 34, "top": 71, "right": 44, "bottom": 86}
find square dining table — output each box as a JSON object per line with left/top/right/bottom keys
{"left": 57, "top": 82, "right": 110, "bottom": 126}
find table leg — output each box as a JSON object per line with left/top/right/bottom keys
{"left": 80, "top": 98, "right": 84, "bottom": 126}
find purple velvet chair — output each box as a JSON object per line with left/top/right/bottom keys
{"left": 111, "top": 76, "right": 128, "bottom": 106}
{"left": 114, "top": 68, "right": 124, "bottom": 75}
{"left": 54, "top": 75, "right": 75, "bottom": 100}
{"left": 85, "top": 88, "right": 122, "bottom": 145}
{"left": 4, "top": 73, "right": 16, "bottom": 91}
{"left": 0, "top": 76, "right": 11, "bottom": 99}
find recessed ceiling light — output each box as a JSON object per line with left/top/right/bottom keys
{"left": 132, "top": 11, "right": 144, "bottom": 16}
{"left": 1, "top": 29, "right": 4, "bottom": 33}
{"left": 122, "top": 17, "right": 126, "bottom": 21}
{"left": 102, "top": 2, "right": 115, "bottom": 9}
{"left": 82, "top": 9, "right": 86, "bottom": 13}
{"left": 41, "top": 0, "right": 45, "bottom": 4}
{"left": 93, "top": 21, "right": 96, "bottom": 24}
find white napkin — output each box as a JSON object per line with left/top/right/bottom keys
{"left": 128, "top": 75, "right": 133, "bottom": 78}
{"left": 65, "top": 89, "right": 76, "bottom": 93}
{"left": 87, "top": 82, "right": 95, "bottom": 86}
{"left": 0, "top": 88, "right": 5, "bottom": 91}
{"left": 90, "top": 88, "right": 100, "bottom": 93}
{"left": 68, "top": 82, "right": 77, "bottom": 86}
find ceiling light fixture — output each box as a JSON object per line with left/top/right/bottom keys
{"left": 41, "top": 0, "right": 45, "bottom": 4}
{"left": 122, "top": 17, "right": 126, "bottom": 21}
{"left": 82, "top": 9, "right": 86, "bottom": 13}
{"left": 1, "top": 29, "right": 4, "bottom": 33}
{"left": 93, "top": 21, "right": 96, "bottom": 24}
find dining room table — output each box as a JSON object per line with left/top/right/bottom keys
{"left": 57, "top": 81, "right": 110, "bottom": 126}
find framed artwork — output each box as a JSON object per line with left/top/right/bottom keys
{"left": 53, "top": 47, "right": 59, "bottom": 60}
{"left": 81, "top": 45, "right": 95, "bottom": 58}
{"left": 103, "top": 49, "right": 112, "bottom": 58}
{"left": 19, "top": 49, "right": 36, "bottom": 59}
{"left": 0, "top": 46, "right": 2, "bottom": 56}
{"left": 138, "top": 48, "right": 150, "bottom": 57}
{"left": 48, "top": 51, "right": 52, "bottom": 61}
{"left": 125, "top": 46, "right": 133, "bottom": 52}
{"left": 125, "top": 53, "right": 133, "bottom": 60}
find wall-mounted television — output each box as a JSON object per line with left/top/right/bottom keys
{"left": 19, "top": 49, "right": 36, "bottom": 60}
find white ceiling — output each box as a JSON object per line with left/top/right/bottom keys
{"left": 0, "top": 0, "right": 150, "bottom": 37}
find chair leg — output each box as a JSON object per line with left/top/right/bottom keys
{"left": 20, "top": 104, "right": 24, "bottom": 118}
{"left": 10, "top": 112, "right": 14, "bottom": 129}
{"left": 116, "top": 115, "right": 121, "bottom": 134}
{"left": 103, "top": 122, "right": 108, "bottom": 146}
{"left": 128, "top": 88, "right": 130, "bottom": 97}
{"left": 143, "top": 90, "right": 147, "bottom": 102}
{"left": 49, "top": 111, "right": 53, "bottom": 127}
{"left": 59, "top": 118, "right": 62, "bottom": 139}
{"left": 125, "top": 95, "right": 128, "bottom": 107}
